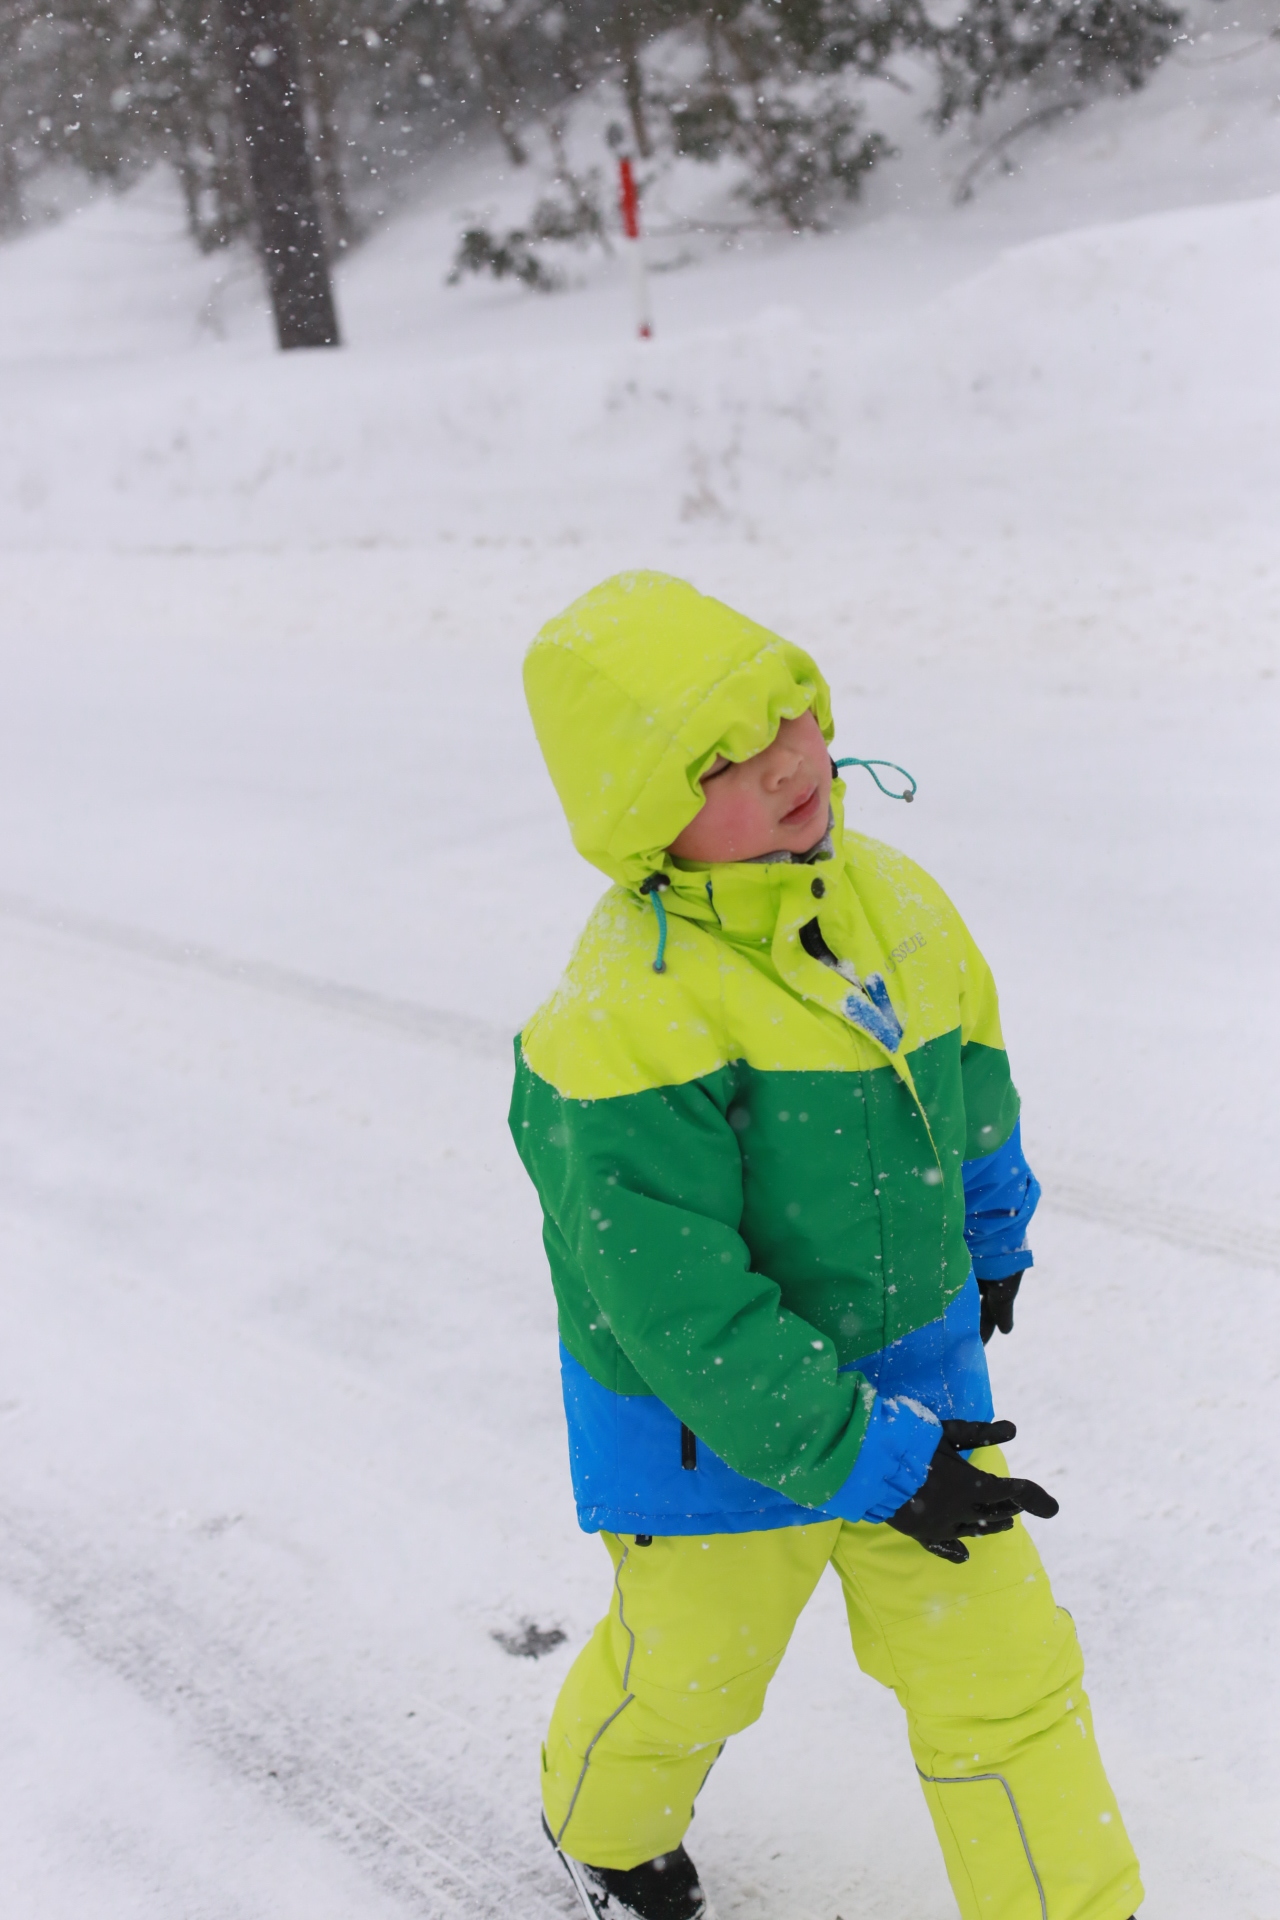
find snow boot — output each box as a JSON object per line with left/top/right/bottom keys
{"left": 542, "top": 1816, "right": 710, "bottom": 1920}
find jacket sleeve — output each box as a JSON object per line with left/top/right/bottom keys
{"left": 511, "top": 1048, "right": 937, "bottom": 1519}
{"left": 962, "top": 1117, "right": 1040, "bottom": 1280}
{"left": 952, "top": 915, "right": 1037, "bottom": 1278}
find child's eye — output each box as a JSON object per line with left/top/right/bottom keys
{"left": 703, "top": 758, "right": 731, "bottom": 781}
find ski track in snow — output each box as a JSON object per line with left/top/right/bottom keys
{"left": 0, "top": 1505, "right": 571, "bottom": 1920}
{"left": 1040, "top": 1179, "right": 1280, "bottom": 1276}
{"left": 2, "top": 886, "right": 1274, "bottom": 1278}
{"left": 0, "top": 890, "right": 506, "bottom": 1063}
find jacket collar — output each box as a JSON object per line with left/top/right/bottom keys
{"left": 655, "top": 793, "right": 922, "bottom": 1080}
{"left": 663, "top": 792, "right": 845, "bottom": 944}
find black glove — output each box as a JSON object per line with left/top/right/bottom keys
{"left": 979, "top": 1271, "right": 1023, "bottom": 1344}
{"left": 888, "top": 1418, "right": 1059, "bottom": 1564}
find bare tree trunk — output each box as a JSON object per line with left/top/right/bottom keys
{"left": 216, "top": 71, "right": 259, "bottom": 244}
{"left": 705, "top": 14, "right": 725, "bottom": 83}
{"left": 0, "top": 27, "right": 27, "bottom": 236}
{"left": 293, "top": 0, "right": 354, "bottom": 249}
{"left": 459, "top": 9, "right": 528, "bottom": 165}
{"left": 174, "top": 146, "right": 204, "bottom": 244}
{"left": 616, "top": 12, "right": 651, "bottom": 158}
{"left": 721, "top": 17, "right": 769, "bottom": 86}
{"left": 0, "top": 135, "right": 23, "bottom": 234}
{"left": 222, "top": 0, "right": 340, "bottom": 347}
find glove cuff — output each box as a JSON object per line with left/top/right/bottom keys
{"left": 973, "top": 1253, "right": 1032, "bottom": 1282}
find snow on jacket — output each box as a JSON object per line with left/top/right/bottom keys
{"left": 509, "top": 572, "right": 1038, "bottom": 1537}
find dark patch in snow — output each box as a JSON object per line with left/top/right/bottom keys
{"left": 491, "top": 1620, "right": 567, "bottom": 1660}
{"left": 195, "top": 1512, "right": 243, "bottom": 1537}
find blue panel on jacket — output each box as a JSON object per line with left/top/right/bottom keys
{"left": 962, "top": 1118, "right": 1040, "bottom": 1281}
{"left": 848, "top": 1270, "right": 992, "bottom": 1420}
{"left": 559, "top": 1274, "right": 992, "bottom": 1536}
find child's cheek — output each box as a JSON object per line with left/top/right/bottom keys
{"left": 727, "top": 788, "right": 768, "bottom": 850}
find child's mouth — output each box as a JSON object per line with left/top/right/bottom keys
{"left": 780, "top": 782, "right": 821, "bottom": 828}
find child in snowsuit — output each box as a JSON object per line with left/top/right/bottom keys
{"left": 510, "top": 573, "right": 1142, "bottom": 1920}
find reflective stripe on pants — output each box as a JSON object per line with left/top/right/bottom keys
{"left": 542, "top": 1450, "right": 1141, "bottom": 1920}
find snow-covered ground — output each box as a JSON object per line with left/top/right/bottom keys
{"left": 1, "top": 22, "right": 1278, "bottom": 1919}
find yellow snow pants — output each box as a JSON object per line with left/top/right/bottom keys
{"left": 543, "top": 1456, "right": 1142, "bottom": 1920}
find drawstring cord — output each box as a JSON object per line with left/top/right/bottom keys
{"left": 833, "top": 755, "right": 917, "bottom": 803}
{"left": 639, "top": 872, "right": 670, "bottom": 973}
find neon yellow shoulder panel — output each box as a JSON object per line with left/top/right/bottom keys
{"left": 521, "top": 837, "right": 1005, "bottom": 1103}
{"left": 522, "top": 887, "right": 732, "bottom": 1099}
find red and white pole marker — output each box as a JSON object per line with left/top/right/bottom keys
{"left": 617, "top": 155, "right": 653, "bottom": 341}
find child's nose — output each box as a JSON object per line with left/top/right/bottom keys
{"left": 766, "top": 749, "right": 802, "bottom": 789}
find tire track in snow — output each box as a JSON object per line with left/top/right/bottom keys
{"left": 0, "top": 891, "right": 511, "bottom": 1062}
{"left": 2, "top": 888, "right": 1276, "bottom": 1275}
{"left": 0, "top": 1506, "right": 571, "bottom": 1920}
{"left": 1040, "top": 1177, "right": 1280, "bottom": 1274}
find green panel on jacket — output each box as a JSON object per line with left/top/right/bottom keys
{"left": 958, "top": 1040, "right": 1023, "bottom": 1161}
{"left": 513, "top": 1049, "right": 876, "bottom": 1507}
{"left": 511, "top": 1021, "right": 1020, "bottom": 1511}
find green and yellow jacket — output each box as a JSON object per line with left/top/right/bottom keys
{"left": 510, "top": 574, "right": 1038, "bottom": 1536}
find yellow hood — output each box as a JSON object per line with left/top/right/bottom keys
{"left": 524, "top": 572, "right": 834, "bottom": 890}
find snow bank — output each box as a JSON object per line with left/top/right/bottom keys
{"left": 4, "top": 178, "right": 1279, "bottom": 553}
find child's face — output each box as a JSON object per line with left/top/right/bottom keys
{"left": 668, "top": 711, "right": 833, "bottom": 864}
